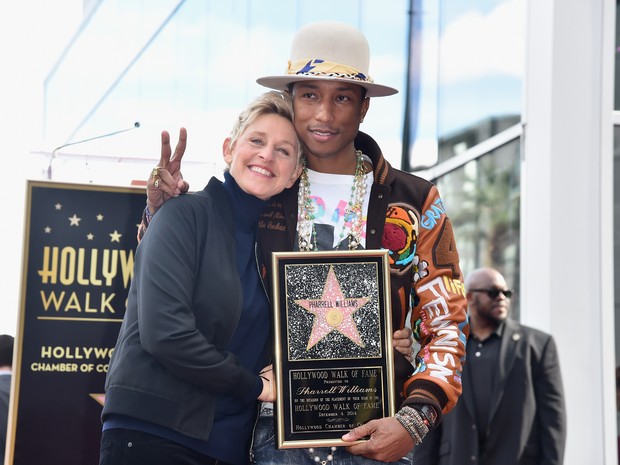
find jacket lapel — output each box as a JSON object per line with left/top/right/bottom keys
{"left": 488, "top": 318, "right": 520, "bottom": 424}
{"left": 461, "top": 354, "right": 477, "bottom": 421}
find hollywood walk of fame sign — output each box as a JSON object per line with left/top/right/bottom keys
{"left": 9, "top": 181, "right": 144, "bottom": 465}
{"left": 271, "top": 250, "right": 395, "bottom": 449}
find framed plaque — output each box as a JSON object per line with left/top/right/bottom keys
{"left": 271, "top": 249, "right": 395, "bottom": 449}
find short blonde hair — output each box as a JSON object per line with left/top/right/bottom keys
{"left": 228, "top": 91, "right": 303, "bottom": 161}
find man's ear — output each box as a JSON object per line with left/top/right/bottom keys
{"left": 361, "top": 97, "right": 370, "bottom": 123}
{"left": 222, "top": 137, "right": 233, "bottom": 165}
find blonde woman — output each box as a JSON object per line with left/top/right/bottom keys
{"left": 100, "top": 91, "right": 302, "bottom": 465}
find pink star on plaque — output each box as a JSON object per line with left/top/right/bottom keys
{"left": 295, "top": 266, "right": 369, "bottom": 350}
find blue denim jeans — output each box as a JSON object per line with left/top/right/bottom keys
{"left": 251, "top": 413, "right": 413, "bottom": 465}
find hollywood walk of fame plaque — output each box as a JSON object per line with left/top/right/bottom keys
{"left": 271, "top": 250, "right": 395, "bottom": 449}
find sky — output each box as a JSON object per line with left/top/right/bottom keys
{"left": 1, "top": 1, "right": 83, "bottom": 336}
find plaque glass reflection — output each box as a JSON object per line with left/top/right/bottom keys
{"left": 271, "top": 250, "right": 395, "bottom": 449}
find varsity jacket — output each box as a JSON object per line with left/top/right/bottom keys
{"left": 256, "top": 131, "right": 469, "bottom": 417}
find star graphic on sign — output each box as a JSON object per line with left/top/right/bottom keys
{"left": 44, "top": 226, "right": 51, "bottom": 234}
{"left": 68, "top": 214, "right": 81, "bottom": 226}
{"left": 295, "top": 266, "right": 369, "bottom": 350}
{"left": 96, "top": 214, "right": 104, "bottom": 221}
{"left": 109, "top": 230, "right": 122, "bottom": 243}
{"left": 87, "top": 233, "right": 94, "bottom": 241}
{"left": 55, "top": 203, "right": 62, "bottom": 210}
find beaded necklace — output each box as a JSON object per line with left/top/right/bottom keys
{"left": 297, "top": 150, "right": 368, "bottom": 252}
{"left": 297, "top": 150, "right": 368, "bottom": 460}
{"left": 308, "top": 446, "right": 337, "bottom": 465}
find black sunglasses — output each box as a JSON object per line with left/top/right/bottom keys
{"left": 470, "top": 288, "right": 513, "bottom": 299}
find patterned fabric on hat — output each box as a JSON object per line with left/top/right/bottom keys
{"left": 286, "top": 58, "right": 375, "bottom": 83}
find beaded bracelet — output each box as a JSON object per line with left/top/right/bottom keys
{"left": 136, "top": 206, "right": 152, "bottom": 242}
{"left": 394, "top": 406, "right": 430, "bottom": 445}
{"left": 144, "top": 205, "right": 153, "bottom": 223}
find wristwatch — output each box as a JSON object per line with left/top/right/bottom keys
{"left": 416, "top": 404, "right": 438, "bottom": 428}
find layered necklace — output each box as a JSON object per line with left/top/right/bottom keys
{"left": 307, "top": 446, "right": 337, "bottom": 465}
{"left": 297, "top": 150, "right": 368, "bottom": 461}
{"left": 297, "top": 150, "right": 368, "bottom": 252}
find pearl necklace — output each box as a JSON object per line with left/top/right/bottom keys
{"left": 308, "top": 446, "right": 337, "bottom": 464}
{"left": 297, "top": 150, "right": 368, "bottom": 252}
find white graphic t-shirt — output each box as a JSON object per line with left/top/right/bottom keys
{"left": 298, "top": 168, "right": 371, "bottom": 251}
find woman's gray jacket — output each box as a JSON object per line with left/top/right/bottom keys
{"left": 102, "top": 177, "right": 262, "bottom": 440}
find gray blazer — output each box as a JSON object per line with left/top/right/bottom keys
{"left": 0, "top": 374, "right": 10, "bottom": 464}
{"left": 412, "top": 318, "right": 566, "bottom": 465}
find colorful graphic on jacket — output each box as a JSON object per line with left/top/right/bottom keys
{"left": 432, "top": 219, "right": 461, "bottom": 279}
{"left": 382, "top": 203, "right": 420, "bottom": 274}
{"left": 420, "top": 198, "right": 447, "bottom": 230}
{"left": 410, "top": 276, "right": 467, "bottom": 384}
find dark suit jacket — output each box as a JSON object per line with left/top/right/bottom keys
{"left": 0, "top": 374, "right": 11, "bottom": 464}
{"left": 412, "top": 318, "right": 566, "bottom": 465}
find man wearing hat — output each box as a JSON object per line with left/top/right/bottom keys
{"left": 141, "top": 20, "right": 469, "bottom": 463}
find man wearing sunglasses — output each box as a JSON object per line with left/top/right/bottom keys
{"left": 412, "top": 267, "right": 566, "bottom": 465}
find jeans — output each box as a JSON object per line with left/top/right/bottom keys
{"left": 251, "top": 415, "right": 413, "bottom": 465}
{"left": 99, "top": 428, "right": 233, "bottom": 465}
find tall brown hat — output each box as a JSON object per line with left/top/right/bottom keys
{"left": 257, "top": 20, "right": 398, "bottom": 98}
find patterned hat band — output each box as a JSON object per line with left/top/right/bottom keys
{"left": 286, "top": 58, "right": 375, "bottom": 84}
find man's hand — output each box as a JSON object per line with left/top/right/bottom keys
{"left": 258, "top": 364, "right": 275, "bottom": 402}
{"left": 393, "top": 327, "right": 414, "bottom": 362}
{"left": 342, "top": 417, "right": 414, "bottom": 462}
{"left": 147, "top": 127, "right": 190, "bottom": 215}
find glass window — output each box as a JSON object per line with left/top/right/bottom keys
{"left": 434, "top": 137, "right": 521, "bottom": 317}
{"left": 615, "top": 0, "right": 620, "bottom": 110}
{"left": 406, "top": 0, "right": 524, "bottom": 170}
{"left": 41, "top": 0, "right": 408, "bottom": 187}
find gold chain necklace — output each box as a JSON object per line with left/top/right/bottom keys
{"left": 297, "top": 150, "right": 367, "bottom": 252}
